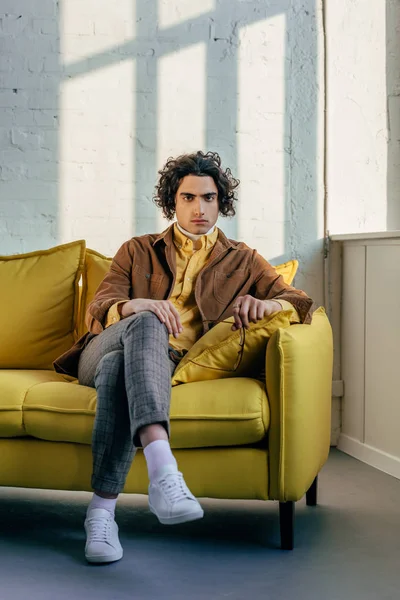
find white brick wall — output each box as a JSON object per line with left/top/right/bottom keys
{"left": 0, "top": 0, "right": 59, "bottom": 251}
{"left": 0, "top": 0, "right": 325, "bottom": 307}
{"left": 326, "top": 1, "right": 398, "bottom": 233}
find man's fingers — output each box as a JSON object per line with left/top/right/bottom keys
{"left": 232, "top": 298, "right": 243, "bottom": 330}
{"left": 234, "top": 313, "right": 242, "bottom": 330}
{"left": 164, "top": 310, "right": 176, "bottom": 336}
{"left": 232, "top": 297, "right": 278, "bottom": 330}
{"left": 157, "top": 308, "right": 172, "bottom": 334}
{"left": 170, "top": 312, "right": 182, "bottom": 337}
{"left": 155, "top": 305, "right": 174, "bottom": 336}
{"left": 249, "top": 302, "right": 258, "bottom": 323}
{"left": 239, "top": 296, "right": 251, "bottom": 329}
{"left": 153, "top": 306, "right": 166, "bottom": 325}
{"left": 166, "top": 303, "right": 182, "bottom": 336}
{"left": 168, "top": 301, "right": 183, "bottom": 326}
{"left": 144, "top": 301, "right": 181, "bottom": 336}
{"left": 257, "top": 303, "right": 266, "bottom": 320}
{"left": 154, "top": 306, "right": 176, "bottom": 336}
{"left": 171, "top": 311, "right": 183, "bottom": 334}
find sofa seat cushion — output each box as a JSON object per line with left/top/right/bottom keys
{"left": 0, "top": 373, "right": 269, "bottom": 449}
{"left": 169, "top": 378, "right": 269, "bottom": 448}
{"left": 0, "top": 370, "right": 75, "bottom": 437}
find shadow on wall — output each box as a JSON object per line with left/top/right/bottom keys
{"left": 2, "top": 0, "right": 322, "bottom": 305}
{"left": 386, "top": 0, "right": 400, "bottom": 230}
{"left": 63, "top": 0, "right": 316, "bottom": 246}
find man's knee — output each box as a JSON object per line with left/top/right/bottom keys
{"left": 125, "top": 310, "right": 167, "bottom": 335}
{"left": 94, "top": 350, "right": 124, "bottom": 382}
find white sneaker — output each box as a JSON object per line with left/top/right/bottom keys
{"left": 148, "top": 465, "right": 204, "bottom": 525}
{"left": 84, "top": 508, "right": 123, "bottom": 564}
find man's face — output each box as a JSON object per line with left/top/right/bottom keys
{"left": 174, "top": 175, "right": 219, "bottom": 235}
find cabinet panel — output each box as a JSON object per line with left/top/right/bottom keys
{"left": 341, "top": 245, "right": 366, "bottom": 441}
{"left": 365, "top": 244, "right": 400, "bottom": 457}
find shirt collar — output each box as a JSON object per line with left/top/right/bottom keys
{"left": 176, "top": 222, "right": 216, "bottom": 240}
{"left": 173, "top": 222, "right": 218, "bottom": 251}
{"left": 152, "top": 223, "right": 236, "bottom": 253}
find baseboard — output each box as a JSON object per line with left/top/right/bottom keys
{"left": 338, "top": 434, "right": 400, "bottom": 480}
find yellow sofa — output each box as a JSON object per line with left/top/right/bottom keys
{"left": 0, "top": 241, "right": 333, "bottom": 550}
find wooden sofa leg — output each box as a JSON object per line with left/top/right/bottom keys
{"left": 279, "top": 501, "right": 294, "bottom": 550}
{"left": 306, "top": 476, "right": 318, "bottom": 506}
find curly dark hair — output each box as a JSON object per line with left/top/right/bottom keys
{"left": 153, "top": 151, "right": 240, "bottom": 220}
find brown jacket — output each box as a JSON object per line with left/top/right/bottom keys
{"left": 53, "top": 224, "right": 315, "bottom": 378}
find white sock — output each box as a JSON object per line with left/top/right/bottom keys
{"left": 143, "top": 439, "right": 178, "bottom": 481}
{"left": 87, "top": 493, "right": 118, "bottom": 516}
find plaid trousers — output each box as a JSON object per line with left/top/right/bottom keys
{"left": 78, "top": 311, "right": 178, "bottom": 494}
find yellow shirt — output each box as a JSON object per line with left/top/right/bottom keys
{"left": 105, "top": 224, "right": 294, "bottom": 350}
{"left": 168, "top": 223, "right": 219, "bottom": 352}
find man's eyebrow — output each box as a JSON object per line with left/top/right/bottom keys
{"left": 179, "top": 192, "right": 217, "bottom": 196}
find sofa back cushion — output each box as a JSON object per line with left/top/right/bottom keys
{"left": 78, "top": 249, "right": 112, "bottom": 338}
{"left": 0, "top": 240, "right": 85, "bottom": 369}
{"left": 273, "top": 259, "right": 298, "bottom": 285}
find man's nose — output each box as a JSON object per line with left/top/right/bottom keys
{"left": 194, "top": 200, "right": 205, "bottom": 216}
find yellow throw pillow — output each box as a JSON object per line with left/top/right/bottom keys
{"left": 78, "top": 249, "right": 112, "bottom": 338}
{"left": 0, "top": 240, "right": 85, "bottom": 369}
{"left": 171, "top": 309, "right": 296, "bottom": 386}
{"left": 274, "top": 259, "right": 298, "bottom": 285}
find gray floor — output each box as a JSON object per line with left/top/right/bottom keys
{"left": 1, "top": 449, "right": 400, "bottom": 600}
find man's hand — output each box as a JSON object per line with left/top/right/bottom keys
{"left": 231, "top": 296, "right": 282, "bottom": 331}
{"left": 121, "top": 299, "right": 183, "bottom": 338}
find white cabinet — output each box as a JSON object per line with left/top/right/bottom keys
{"left": 330, "top": 232, "right": 400, "bottom": 479}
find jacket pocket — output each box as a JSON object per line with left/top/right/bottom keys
{"left": 132, "top": 264, "right": 165, "bottom": 299}
{"left": 213, "top": 269, "right": 248, "bottom": 305}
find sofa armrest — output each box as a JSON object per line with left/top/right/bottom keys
{"left": 265, "top": 307, "right": 333, "bottom": 501}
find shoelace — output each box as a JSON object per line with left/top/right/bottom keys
{"left": 86, "top": 516, "right": 112, "bottom": 542}
{"left": 158, "top": 472, "right": 193, "bottom": 504}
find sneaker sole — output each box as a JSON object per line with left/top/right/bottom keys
{"left": 149, "top": 503, "right": 204, "bottom": 525}
{"left": 85, "top": 549, "right": 123, "bottom": 564}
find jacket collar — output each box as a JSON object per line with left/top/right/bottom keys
{"left": 153, "top": 223, "right": 236, "bottom": 252}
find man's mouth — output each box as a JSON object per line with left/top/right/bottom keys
{"left": 191, "top": 219, "right": 208, "bottom": 223}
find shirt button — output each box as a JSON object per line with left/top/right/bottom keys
{"left": 145, "top": 273, "right": 150, "bottom": 279}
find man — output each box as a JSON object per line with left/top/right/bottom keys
{"left": 54, "top": 151, "right": 314, "bottom": 564}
